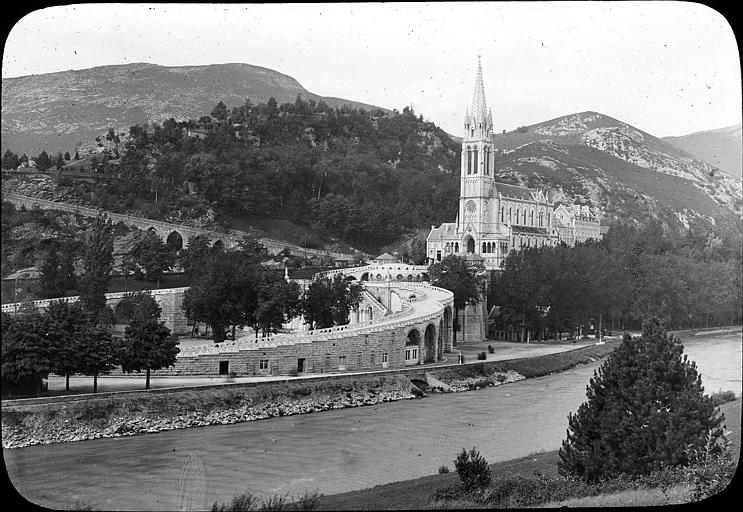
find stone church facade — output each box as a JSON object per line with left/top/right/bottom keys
{"left": 426, "top": 58, "right": 601, "bottom": 272}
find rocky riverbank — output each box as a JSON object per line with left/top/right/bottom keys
{"left": 2, "top": 376, "right": 419, "bottom": 449}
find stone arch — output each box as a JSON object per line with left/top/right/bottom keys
{"left": 366, "top": 305, "right": 374, "bottom": 322}
{"left": 424, "top": 324, "right": 436, "bottom": 363}
{"left": 212, "top": 239, "right": 225, "bottom": 251}
{"left": 421, "top": 272, "right": 429, "bottom": 281}
{"left": 361, "top": 272, "right": 369, "bottom": 281}
{"left": 407, "top": 274, "right": 413, "bottom": 281}
{"left": 345, "top": 275, "right": 357, "bottom": 281}
{"left": 396, "top": 274, "right": 404, "bottom": 281}
{"left": 376, "top": 273, "right": 382, "bottom": 280}
{"left": 166, "top": 231, "right": 184, "bottom": 251}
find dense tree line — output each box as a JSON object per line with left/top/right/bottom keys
{"left": 182, "top": 237, "right": 363, "bottom": 342}
{"left": 5, "top": 96, "right": 460, "bottom": 250}
{"left": 489, "top": 221, "right": 742, "bottom": 339}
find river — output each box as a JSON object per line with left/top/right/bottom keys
{"left": 4, "top": 332, "right": 740, "bottom": 510}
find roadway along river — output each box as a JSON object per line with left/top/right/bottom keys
{"left": 4, "top": 332, "right": 741, "bottom": 511}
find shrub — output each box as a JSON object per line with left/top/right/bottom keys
{"left": 488, "top": 345, "right": 494, "bottom": 354}
{"left": 559, "top": 318, "right": 725, "bottom": 482}
{"left": 476, "top": 351, "right": 487, "bottom": 360}
{"left": 438, "top": 465, "right": 450, "bottom": 474}
{"left": 454, "top": 447, "right": 491, "bottom": 490}
{"left": 211, "top": 491, "right": 321, "bottom": 511}
{"left": 710, "top": 390, "right": 736, "bottom": 406}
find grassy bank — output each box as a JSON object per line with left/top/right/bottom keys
{"left": 315, "top": 397, "right": 741, "bottom": 509}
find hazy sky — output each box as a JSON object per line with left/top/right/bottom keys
{"left": 3, "top": 2, "right": 740, "bottom": 137}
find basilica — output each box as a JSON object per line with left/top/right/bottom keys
{"left": 426, "top": 59, "right": 601, "bottom": 271}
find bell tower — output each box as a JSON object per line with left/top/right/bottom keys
{"left": 458, "top": 56, "right": 495, "bottom": 251}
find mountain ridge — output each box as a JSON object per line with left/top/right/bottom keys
{"left": 1, "top": 62, "right": 389, "bottom": 156}
{"left": 662, "top": 123, "right": 742, "bottom": 179}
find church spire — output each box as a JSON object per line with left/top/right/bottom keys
{"left": 470, "top": 55, "right": 488, "bottom": 127}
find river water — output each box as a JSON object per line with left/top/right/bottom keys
{"left": 4, "top": 332, "right": 741, "bottom": 510}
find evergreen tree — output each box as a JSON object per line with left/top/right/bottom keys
{"left": 79, "top": 213, "right": 114, "bottom": 322}
{"left": 558, "top": 318, "right": 725, "bottom": 481}
{"left": 64, "top": 151, "right": 71, "bottom": 161}
{"left": 2, "top": 149, "right": 20, "bottom": 170}
{"left": 36, "top": 150, "right": 52, "bottom": 171}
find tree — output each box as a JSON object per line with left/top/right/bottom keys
{"left": 46, "top": 300, "right": 89, "bottom": 391}
{"left": 428, "top": 255, "right": 485, "bottom": 345}
{"left": 250, "top": 267, "right": 302, "bottom": 337}
{"left": 2, "top": 149, "right": 20, "bottom": 170}
{"left": 33, "top": 244, "right": 68, "bottom": 299}
{"left": 211, "top": 101, "right": 229, "bottom": 121}
{"left": 301, "top": 274, "right": 363, "bottom": 329}
{"left": 0, "top": 310, "right": 53, "bottom": 397}
{"left": 76, "top": 325, "right": 120, "bottom": 393}
{"left": 179, "top": 234, "right": 212, "bottom": 279}
{"left": 64, "top": 151, "right": 71, "bottom": 161}
{"left": 558, "top": 318, "right": 725, "bottom": 481}
{"left": 115, "top": 290, "right": 162, "bottom": 324}
{"left": 131, "top": 231, "right": 176, "bottom": 287}
{"left": 53, "top": 152, "right": 65, "bottom": 170}
{"left": 35, "top": 150, "right": 52, "bottom": 171}
{"left": 74, "top": 150, "right": 80, "bottom": 160}
{"left": 121, "top": 318, "right": 178, "bottom": 389}
{"left": 182, "top": 252, "right": 250, "bottom": 343}
{"left": 79, "top": 214, "right": 114, "bottom": 322}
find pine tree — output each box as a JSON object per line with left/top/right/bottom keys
{"left": 558, "top": 318, "right": 725, "bottom": 481}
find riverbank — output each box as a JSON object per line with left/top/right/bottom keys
{"left": 314, "top": 397, "right": 742, "bottom": 510}
{"left": 1, "top": 342, "right": 618, "bottom": 449}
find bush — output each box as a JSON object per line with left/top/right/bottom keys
{"left": 454, "top": 447, "right": 491, "bottom": 490}
{"left": 211, "top": 491, "right": 321, "bottom": 511}
{"left": 438, "top": 465, "right": 450, "bottom": 474}
{"left": 559, "top": 318, "right": 725, "bottom": 482}
{"left": 710, "top": 390, "right": 736, "bottom": 406}
{"left": 476, "top": 351, "right": 487, "bottom": 360}
{"left": 488, "top": 345, "right": 494, "bottom": 354}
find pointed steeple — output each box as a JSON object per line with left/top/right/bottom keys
{"left": 470, "top": 55, "right": 488, "bottom": 127}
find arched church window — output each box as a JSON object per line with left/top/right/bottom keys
{"left": 454, "top": 242, "right": 459, "bottom": 253}
{"left": 467, "top": 147, "right": 472, "bottom": 174}
{"left": 482, "top": 242, "right": 486, "bottom": 253}
{"left": 464, "top": 200, "right": 477, "bottom": 227}
{"left": 523, "top": 209, "right": 527, "bottom": 224}
{"left": 500, "top": 206, "right": 504, "bottom": 222}
{"left": 473, "top": 148, "right": 478, "bottom": 174}
{"left": 509, "top": 208, "right": 512, "bottom": 223}
{"left": 436, "top": 250, "right": 441, "bottom": 261}
{"left": 539, "top": 211, "right": 544, "bottom": 227}
{"left": 515, "top": 208, "right": 519, "bottom": 225}
{"left": 530, "top": 210, "right": 534, "bottom": 226}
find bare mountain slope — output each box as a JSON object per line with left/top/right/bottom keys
{"left": 662, "top": 123, "right": 742, "bottom": 180}
{"left": 1, "top": 62, "right": 387, "bottom": 156}
{"left": 491, "top": 112, "right": 742, "bottom": 236}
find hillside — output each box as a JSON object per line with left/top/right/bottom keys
{"left": 491, "top": 112, "right": 742, "bottom": 236}
{"left": 663, "top": 123, "right": 742, "bottom": 180}
{"left": 1, "top": 62, "right": 387, "bottom": 156}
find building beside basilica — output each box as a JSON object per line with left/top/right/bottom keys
{"left": 426, "top": 59, "right": 601, "bottom": 272}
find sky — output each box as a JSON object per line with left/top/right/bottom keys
{"left": 2, "top": 2, "right": 740, "bottom": 137}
